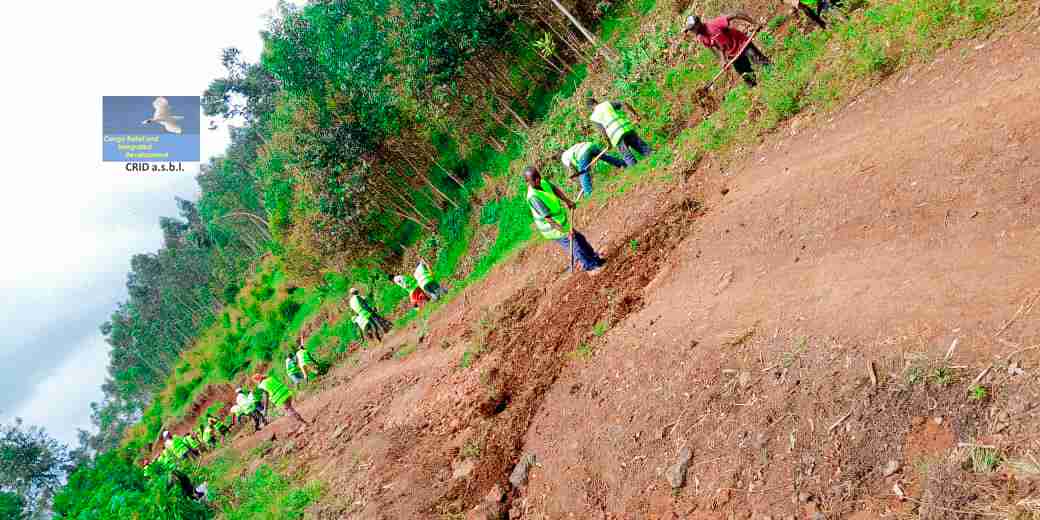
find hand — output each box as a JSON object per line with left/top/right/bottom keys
{"left": 566, "top": 200, "right": 576, "bottom": 210}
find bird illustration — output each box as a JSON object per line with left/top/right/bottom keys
{"left": 142, "top": 96, "right": 184, "bottom": 134}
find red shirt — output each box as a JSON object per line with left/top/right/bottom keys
{"left": 697, "top": 16, "right": 749, "bottom": 58}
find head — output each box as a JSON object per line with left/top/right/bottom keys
{"left": 683, "top": 15, "right": 705, "bottom": 35}
{"left": 349, "top": 287, "right": 359, "bottom": 296}
{"left": 393, "top": 275, "right": 405, "bottom": 286}
{"left": 235, "top": 387, "right": 244, "bottom": 395}
{"left": 586, "top": 98, "right": 598, "bottom": 109}
{"left": 522, "top": 166, "right": 541, "bottom": 188}
{"left": 162, "top": 430, "right": 171, "bottom": 439}
{"left": 286, "top": 352, "right": 294, "bottom": 361}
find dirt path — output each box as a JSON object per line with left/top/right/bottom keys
{"left": 229, "top": 28, "right": 1040, "bottom": 519}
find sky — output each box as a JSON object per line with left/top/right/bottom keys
{"left": 0, "top": 1, "right": 299, "bottom": 445}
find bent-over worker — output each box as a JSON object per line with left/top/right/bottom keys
{"left": 684, "top": 13, "right": 771, "bottom": 86}
{"left": 524, "top": 166, "right": 605, "bottom": 274}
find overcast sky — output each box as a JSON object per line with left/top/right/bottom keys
{"left": 0, "top": 1, "right": 298, "bottom": 445}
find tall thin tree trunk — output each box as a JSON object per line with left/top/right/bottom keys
{"left": 547, "top": 0, "right": 618, "bottom": 62}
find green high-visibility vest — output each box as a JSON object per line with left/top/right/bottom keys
{"left": 353, "top": 313, "right": 371, "bottom": 332}
{"left": 414, "top": 263, "right": 434, "bottom": 288}
{"left": 527, "top": 179, "right": 569, "bottom": 240}
{"left": 184, "top": 435, "right": 200, "bottom": 450}
{"left": 258, "top": 376, "right": 292, "bottom": 408}
{"left": 202, "top": 426, "right": 213, "bottom": 444}
{"left": 589, "top": 102, "right": 635, "bottom": 147}
{"left": 167, "top": 437, "right": 189, "bottom": 458}
{"left": 286, "top": 356, "right": 303, "bottom": 378}
{"left": 396, "top": 275, "right": 419, "bottom": 292}
{"left": 349, "top": 294, "right": 372, "bottom": 320}
{"left": 236, "top": 392, "right": 256, "bottom": 415}
{"left": 561, "top": 142, "right": 593, "bottom": 170}
{"left": 296, "top": 349, "right": 314, "bottom": 368}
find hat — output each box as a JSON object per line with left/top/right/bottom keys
{"left": 235, "top": 387, "right": 243, "bottom": 393}
{"left": 349, "top": 287, "right": 359, "bottom": 295}
{"left": 393, "top": 275, "right": 405, "bottom": 286}
{"left": 162, "top": 430, "right": 171, "bottom": 439}
{"left": 684, "top": 15, "right": 702, "bottom": 32}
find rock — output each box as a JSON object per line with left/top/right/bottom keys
{"left": 882, "top": 460, "right": 901, "bottom": 477}
{"left": 509, "top": 454, "right": 536, "bottom": 488}
{"left": 798, "top": 491, "right": 813, "bottom": 503}
{"left": 809, "top": 513, "right": 825, "bottom": 520}
{"left": 452, "top": 458, "right": 476, "bottom": 479}
{"left": 665, "top": 446, "right": 693, "bottom": 489}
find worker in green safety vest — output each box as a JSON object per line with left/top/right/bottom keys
{"left": 285, "top": 351, "right": 305, "bottom": 386}
{"left": 349, "top": 288, "right": 391, "bottom": 342}
{"left": 295, "top": 341, "right": 317, "bottom": 381}
{"left": 252, "top": 373, "right": 309, "bottom": 427}
{"left": 162, "top": 430, "right": 196, "bottom": 460}
{"left": 235, "top": 386, "right": 266, "bottom": 431}
{"left": 524, "top": 166, "right": 605, "bottom": 274}
{"left": 587, "top": 98, "right": 651, "bottom": 167}
{"left": 183, "top": 432, "right": 202, "bottom": 458}
{"left": 202, "top": 417, "right": 216, "bottom": 448}
{"left": 414, "top": 259, "right": 446, "bottom": 301}
{"left": 558, "top": 141, "right": 627, "bottom": 197}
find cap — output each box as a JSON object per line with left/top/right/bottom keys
{"left": 684, "top": 15, "right": 701, "bottom": 32}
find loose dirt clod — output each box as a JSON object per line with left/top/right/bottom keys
{"left": 509, "top": 454, "right": 536, "bottom": 488}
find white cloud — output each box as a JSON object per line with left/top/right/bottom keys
{"left": 0, "top": 0, "right": 303, "bottom": 444}
{"left": 3, "top": 334, "right": 109, "bottom": 445}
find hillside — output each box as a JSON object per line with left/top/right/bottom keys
{"left": 52, "top": 0, "right": 1040, "bottom": 518}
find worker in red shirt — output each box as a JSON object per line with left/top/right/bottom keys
{"left": 683, "top": 13, "right": 771, "bottom": 87}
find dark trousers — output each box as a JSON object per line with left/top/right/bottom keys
{"left": 555, "top": 231, "right": 604, "bottom": 271}
{"left": 577, "top": 146, "right": 627, "bottom": 196}
{"left": 617, "top": 132, "right": 652, "bottom": 167}
{"left": 732, "top": 44, "right": 771, "bottom": 87}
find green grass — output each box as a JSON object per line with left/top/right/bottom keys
{"left": 591, "top": 320, "right": 610, "bottom": 337}
{"left": 968, "top": 384, "right": 988, "bottom": 401}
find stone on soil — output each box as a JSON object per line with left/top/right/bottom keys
{"left": 882, "top": 460, "right": 901, "bottom": 477}
{"left": 665, "top": 446, "right": 693, "bottom": 489}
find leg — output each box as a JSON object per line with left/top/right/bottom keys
{"left": 283, "top": 399, "right": 308, "bottom": 426}
{"left": 623, "top": 132, "right": 652, "bottom": 158}
{"left": 578, "top": 169, "right": 593, "bottom": 196}
{"left": 571, "top": 231, "right": 604, "bottom": 271}
{"left": 746, "top": 44, "right": 771, "bottom": 66}
{"left": 732, "top": 54, "right": 756, "bottom": 87}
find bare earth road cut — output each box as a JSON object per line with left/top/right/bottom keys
{"left": 225, "top": 27, "right": 1040, "bottom": 519}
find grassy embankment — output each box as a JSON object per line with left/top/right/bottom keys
{"left": 129, "top": 0, "right": 1015, "bottom": 514}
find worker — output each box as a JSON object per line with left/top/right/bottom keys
{"left": 295, "top": 341, "right": 316, "bottom": 381}
{"left": 558, "top": 141, "right": 627, "bottom": 197}
{"left": 285, "top": 351, "right": 305, "bottom": 386}
{"left": 349, "top": 288, "right": 391, "bottom": 340}
{"left": 235, "top": 386, "right": 266, "bottom": 432}
{"left": 162, "top": 430, "right": 196, "bottom": 460}
{"left": 782, "top": 0, "right": 827, "bottom": 29}
{"left": 587, "top": 98, "right": 651, "bottom": 167}
{"left": 394, "top": 274, "right": 429, "bottom": 309}
{"left": 252, "top": 373, "right": 309, "bottom": 427}
{"left": 683, "top": 13, "right": 771, "bottom": 86}
{"left": 202, "top": 417, "right": 217, "bottom": 448}
{"left": 523, "top": 166, "right": 605, "bottom": 274}
{"left": 183, "top": 432, "right": 202, "bottom": 458}
{"left": 414, "top": 259, "right": 446, "bottom": 301}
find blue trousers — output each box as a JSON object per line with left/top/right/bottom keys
{"left": 617, "top": 131, "right": 652, "bottom": 166}
{"left": 576, "top": 146, "right": 627, "bottom": 196}
{"left": 555, "top": 231, "right": 604, "bottom": 271}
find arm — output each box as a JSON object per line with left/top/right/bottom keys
{"left": 551, "top": 184, "right": 577, "bottom": 210}
{"left": 623, "top": 101, "right": 641, "bottom": 121}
